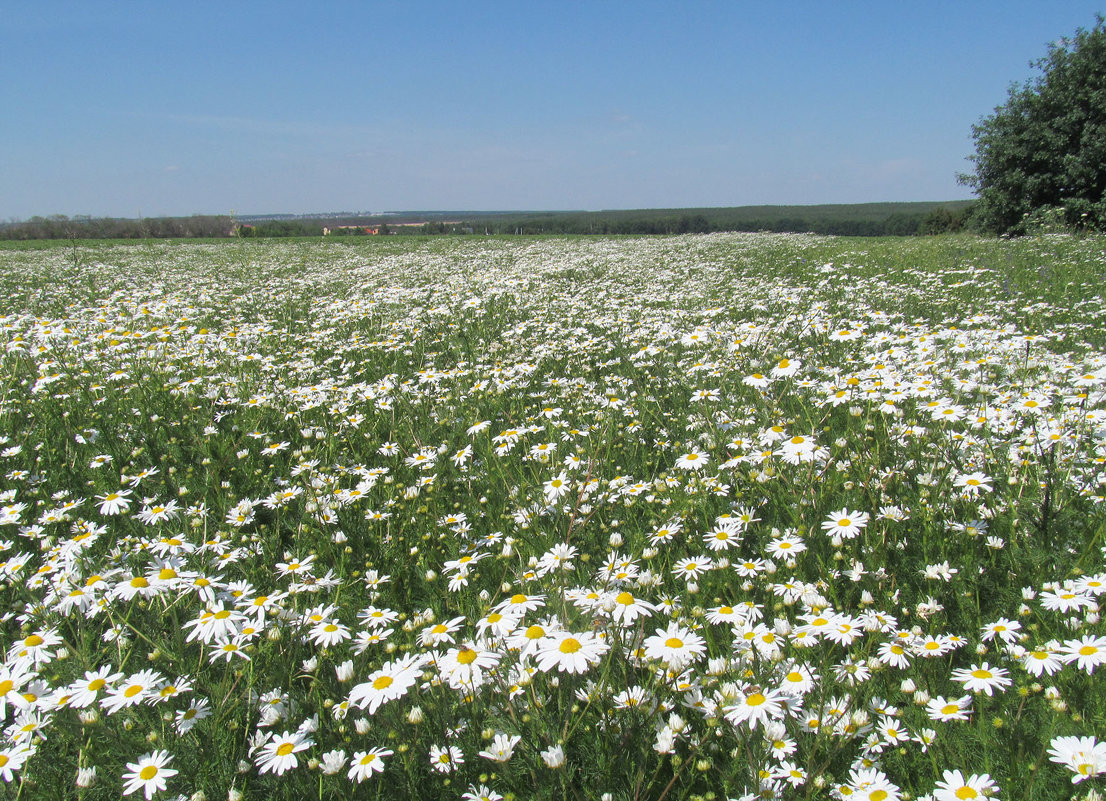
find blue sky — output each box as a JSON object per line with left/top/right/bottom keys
{"left": 2, "top": 1, "right": 1103, "bottom": 218}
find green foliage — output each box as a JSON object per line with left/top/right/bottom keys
{"left": 960, "top": 16, "right": 1106, "bottom": 235}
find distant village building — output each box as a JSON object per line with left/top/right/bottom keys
{"left": 323, "top": 225, "right": 380, "bottom": 236}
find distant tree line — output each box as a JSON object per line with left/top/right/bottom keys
{"left": 458, "top": 204, "right": 973, "bottom": 237}
{"left": 0, "top": 214, "right": 234, "bottom": 240}
{"left": 1, "top": 203, "right": 973, "bottom": 241}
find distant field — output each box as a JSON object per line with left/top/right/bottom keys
{"left": 0, "top": 233, "right": 1103, "bottom": 799}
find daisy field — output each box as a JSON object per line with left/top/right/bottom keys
{"left": 0, "top": 232, "right": 1103, "bottom": 800}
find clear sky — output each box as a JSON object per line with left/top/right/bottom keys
{"left": 2, "top": 1, "right": 1103, "bottom": 219}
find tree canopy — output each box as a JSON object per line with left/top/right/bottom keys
{"left": 960, "top": 16, "right": 1106, "bottom": 235}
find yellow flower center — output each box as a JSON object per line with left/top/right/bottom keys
{"left": 140, "top": 765, "right": 158, "bottom": 780}
{"left": 372, "top": 676, "right": 394, "bottom": 690}
{"left": 24, "top": 635, "right": 44, "bottom": 647}
{"left": 955, "top": 788, "right": 978, "bottom": 800}
{"left": 616, "top": 592, "right": 635, "bottom": 605}
{"left": 276, "top": 743, "right": 295, "bottom": 756}
{"left": 665, "top": 637, "right": 684, "bottom": 649}
{"left": 525, "top": 625, "right": 545, "bottom": 640}
{"left": 457, "top": 648, "right": 478, "bottom": 665}
{"left": 559, "top": 637, "right": 582, "bottom": 654}
{"left": 88, "top": 678, "right": 106, "bottom": 691}
{"left": 970, "top": 669, "right": 992, "bottom": 680}
{"left": 130, "top": 577, "right": 149, "bottom": 588}
{"left": 747, "top": 692, "right": 766, "bottom": 706}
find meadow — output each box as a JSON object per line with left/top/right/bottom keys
{"left": 0, "top": 232, "right": 1104, "bottom": 801}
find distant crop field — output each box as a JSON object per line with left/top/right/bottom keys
{"left": 0, "top": 233, "right": 1104, "bottom": 800}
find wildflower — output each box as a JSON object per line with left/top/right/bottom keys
{"left": 255, "top": 730, "right": 312, "bottom": 775}
{"left": 348, "top": 654, "right": 426, "bottom": 714}
{"left": 276, "top": 554, "right": 315, "bottom": 578}
{"left": 954, "top": 471, "right": 993, "bottom": 495}
{"left": 76, "top": 765, "right": 97, "bottom": 788}
{"left": 932, "top": 769, "right": 997, "bottom": 800}
{"left": 478, "top": 733, "right": 520, "bottom": 762}
{"left": 868, "top": 636, "right": 908, "bottom": 667}
{"left": 771, "top": 357, "right": 801, "bottom": 378}
{"left": 183, "top": 603, "right": 247, "bottom": 644}
{"left": 320, "top": 749, "right": 347, "bottom": 775}
{"left": 0, "top": 745, "right": 32, "bottom": 783}
{"left": 776, "top": 434, "right": 824, "bottom": 464}
{"left": 675, "top": 451, "right": 708, "bottom": 470}
{"left": 346, "top": 747, "right": 393, "bottom": 782}
{"left": 723, "top": 687, "right": 787, "bottom": 730}
{"left": 418, "top": 615, "right": 466, "bottom": 647}
{"left": 494, "top": 592, "right": 546, "bottom": 615}
{"left": 643, "top": 622, "right": 706, "bottom": 669}
{"left": 210, "top": 636, "right": 252, "bottom": 663}
{"left": 121, "top": 750, "right": 178, "bottom": 799}
{"left": 308, "top": 620, "right": 352, "bottom": 648}
{"left": 534, "top": 631, "right": 608, "bottom": 674}
{"left": 67, "top": 665, "right": 123, "bottom": 708}
{"left": 1060, "top": 634, "right": 1106, "bottom": 673}
{"left": 462, "top": 784, "right": 504, "bottom": 801}
{"left": 1039, "top": 587, "right": 1093, "bottom": 613}
{"left": 980, "top": 618, "right": 1021, "bottom": 646}
{"left": 429, "top": 744, "right": 464, "bottom": 773}
{"left": 438, "top": 643, "right": 501, "bottom": 690}
{"left": 96, "top": 489, "right": 132, "bottom": 516}
{"left": 777, "top": 663, "right": 817, "bottom": 696}
{"left": 702, "top": 524, "right": 740, "bottom": 551}
{"left": 610, "top": 590, "right": 656, "bottom": 626}
{"left": 175, "top": 699, "right": 211, "bottom": 734}
{"left": 766, "top": 533, "right": 806, "bottom": 559}
{"left": 672, "top": 556, "right": 712, "bottom": 580}
{"left": 649, "top": 520, "right": 682, "bottom": 545}
{"left": 1021, "top": 644, "right": 1064, "bottom": 677}
{"left": 950, "top": 662, "right": 1012, "bottom": 696}
{"left": 1048, "top": 735, "right": 1106, "bottom": 783}
{"left": 820, "top": 509, "right": 869, "bottom": 540}
{"left": 541, "top": 744, "right": 566, "bottom": 768}
{"left": 136, "top": 500, "right": 179, "bottom": 526}
{"left": 926, "top": 695, "right": 972, "bottom": 722}
{"left": 102, "top": 669, "right": 163, "bottom": 715}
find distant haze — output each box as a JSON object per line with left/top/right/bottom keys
{"left": 2, "top": 0, "right": 1102, "bottom": 219}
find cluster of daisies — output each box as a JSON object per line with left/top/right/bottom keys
{"left": 0, "top": 234, "right": 1103, "bottom": 800}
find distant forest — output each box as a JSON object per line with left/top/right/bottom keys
{"left": 0, "top": 201, "right": 975, "bottom": 240}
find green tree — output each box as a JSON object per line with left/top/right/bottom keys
{"left": 959, "top": 16, "right": 1106, "bottom": 234}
